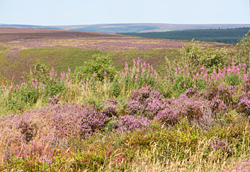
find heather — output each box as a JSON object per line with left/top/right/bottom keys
{"left": 0, "top": 28, "right": 227, "bottom": 83}
{"left": 0, "top": 31, "right": 250, "bottom": 171}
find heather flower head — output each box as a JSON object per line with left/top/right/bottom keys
{"left": 209, "top": 97, "right": 227, "bottom": 114}
{"left": 210, "top": 136, "right": 228, "bottom": 152}
{"left": 145, "top": 97, "right": 165, "bottom": 119}
{"left": 237, "top": 94, "right": 250, "bottom": 116}
{"left": 125, "top": 100, "right": 144, "bottom": 115}
{"left": 103, "top": 98, "right": 118, "bottom": 117}
{"left": 185, "top": 88, "right": 198, "bottom": 98}
{"left": 155, "top": 107, "right": 179, "bottom": 125}
{"left": 129, "top": 86, "right": 151, "bottom": 103}
{"left": 117, "top": 115, "right": 151, "bottom": 132}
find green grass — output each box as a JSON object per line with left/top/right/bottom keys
{"left": 0, "top": 46, "right": 9, "bottom": 81}
{"left": 18, "top": 46, "right": 106, "bottom": 72}
{"left": 0, "top": 45, "right": 182, "bottom": 83}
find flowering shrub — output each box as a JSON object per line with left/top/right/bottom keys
{"left": 209, "top": 136, "right": 228, "bottom": 152}
{"left": 117, "top": 115, "right": 151, "bottom": 132}
{"left": 125, "top": 100, "right": 144, "bottom": 115}
{"left": 49, "top": 104, "right": 108, "bottom": 139}
{"left": 209, "top": 97, "right": 227, "bottom": 114}
{"left": 237, "top": 92, "right": 250, "bottom": 116}
{"left": 125, "top": 86, "right": 166, "bottom": 119}
{"left": 103, "top": 98, "right": 118, "bottom": 117}
{"left": 154, "top": 105, "right": 180, "bottom": 125}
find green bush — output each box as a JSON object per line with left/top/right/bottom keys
{"left": 73, "top": 55, "right": 116, "bottom": 82}
{"left": 28, "top": 63, "right": 50, "bottom": 84}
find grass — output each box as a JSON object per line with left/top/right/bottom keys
{"left": 18, "top": 46, "right": 106, "bottom": 72}
{"left": 0, "top": 45, "right": 181, "bottom": 83}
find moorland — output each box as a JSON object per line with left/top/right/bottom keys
{"left": 0, "top": 28, "right": 250, "bottom": 171}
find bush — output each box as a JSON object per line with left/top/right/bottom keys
{"left": 28, "top": 63, "right": 50, "bottom": 84}
{"left": 73, "top": 55, "right": 116, "bottom": 82}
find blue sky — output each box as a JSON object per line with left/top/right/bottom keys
{"left": 0, "top": 0, "right": 249, "bottom": 25}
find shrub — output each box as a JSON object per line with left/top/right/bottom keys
{"left": 28, "top": 63, "right": 50, "bottom": 84}
{"left": 73, "top": 55, "right": 116, "bottom": 82}
{"left": 117, "top": 115, "right": 151, "bottom": 132}
{"left": 236, "top": 92, "right": 250, "bottom": 116}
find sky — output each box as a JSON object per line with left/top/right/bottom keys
{"left": 0, "top": 0, "right": 250, "bottom": 25}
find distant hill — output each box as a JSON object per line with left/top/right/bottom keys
{"left": 0, "top": 24, "right": 61, "bottom": 30}
{"left": 1, "top": 23, "right": 250, "bottom": 33}
{"left": 120, "top": 27, "right": 250, "bottom": 44}
{"left": 68, "top": 25, "right": 159, "bottom": 33}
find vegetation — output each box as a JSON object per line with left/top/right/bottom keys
{"left": 121, "top": 27, "right": 250, "bottom": 44}
{"left": 0, "top": 30, "right": 250, "bottom": 171}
